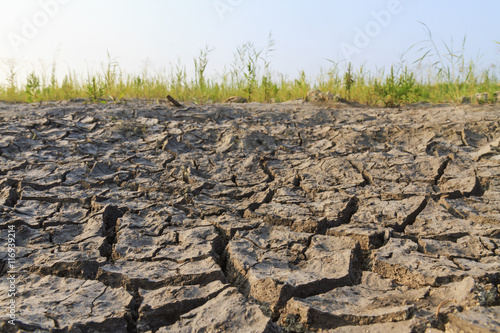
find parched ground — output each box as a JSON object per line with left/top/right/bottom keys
{"left": 0, "top": 100, "right": 499, "bottom": 332}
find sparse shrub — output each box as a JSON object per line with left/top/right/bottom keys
{"left": 86, "top": 76, "right": 105, "bottom": 102}
{"left": 25, "top": 72, "right": 41, "bottom": 103}
{"left": 343, "top": 62, "right": 355, "bottom": 101}
{"left": 374, "top": 66, "right": 418, "bottom": 107}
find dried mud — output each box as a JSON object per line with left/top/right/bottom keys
{"left": 0, "top": 100, "right": 499, "bottom": 332}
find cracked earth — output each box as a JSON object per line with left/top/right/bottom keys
{"left": 0, "top": 100, "right": 499, "bottom": 332}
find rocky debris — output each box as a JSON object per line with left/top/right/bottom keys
{"left": 306, "top": 89, "right": 327, "bottom": 102}
{"left": 0, "top": 101, "right": 499, "bottom": 331}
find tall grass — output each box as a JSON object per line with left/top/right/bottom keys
{"left": 412, "top": 23, "right": 489, "bottom": 104}
{"left": 0, "top": 33, "right": 498, "bottom": 106}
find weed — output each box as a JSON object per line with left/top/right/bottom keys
{"left": 413, "top": 22, "right": 482, "bottom": 104}
{"left": 0, "top": 34, "right": 498, "bottom": 106}
{"left": 230, "top": 35, "right": 276, "bottom": 102}
{"left": 25, "top": 72, "right": 41, "bottom": 103}
{"left": 86, "top": 76, "right": 105, "bottom": 102}
{"left": 242, "top": 42, "right": 261, "bottom": 101}
{"left": 343, "top": 62, "right": 355, "bottom": 101}
{"left": 374, "top": 66, "right": 418, "bottom": 107}
{"left": 261, "top": 32, "right": 277, "bottom": 101}
{"left": 294, "top": 70, "right": 310, "bottom": 98}
{"left": 194, "top": 46, "right": 212, "bottom": 92}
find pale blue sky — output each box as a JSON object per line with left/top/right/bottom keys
{"left": 0, "top": 0, "right": 499, "bottom": 83}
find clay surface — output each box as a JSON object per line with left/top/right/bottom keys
{"left": 0, "top": 100, "right": 499, "bottom": 332}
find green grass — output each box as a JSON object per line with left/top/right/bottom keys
{"left": 1, "top": 33, "right": 499, "bottom": 106}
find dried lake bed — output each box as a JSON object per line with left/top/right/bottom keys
{"left": 0, "top": 100, "right": 499, "bottom": 332}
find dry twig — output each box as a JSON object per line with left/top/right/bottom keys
{"left": 436, "top": 299, "right": 457, "bottom": 317}
{"left": 167, "top": 95, "right": 182, "bottom": 107}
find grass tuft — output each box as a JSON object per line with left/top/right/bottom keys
{"left": 1, "top": 33, "right": 498, "bottom": 106}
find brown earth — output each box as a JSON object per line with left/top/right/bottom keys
{"left": 0, "top": 99, "right": 499, "bottom": 332}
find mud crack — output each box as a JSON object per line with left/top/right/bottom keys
{"left": 99, "top": 205, "right": 127, "bottom": 262}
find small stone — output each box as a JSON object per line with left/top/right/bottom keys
{"left": 307, "top": 89, "right": 326, "bottom": 102}
{"left": 325, "top": 92, "right": 349, "bottom": 103}
{"left": 475, "top": 92, "right": 489, "bottom": 104}
{"left": 223, "top": 96, "right": 247, "bottom": 103}
{"left": 494, "top": 91, "right": 500, "bottom": 103}
{"left": 460, "top": 96, "right": 471, "bottom": 104}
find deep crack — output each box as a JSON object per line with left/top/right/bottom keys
{"left": 99, "top": 205, "right": 126, "bottom": 262}
{"left": 259, "top": 157, "right": 276, "bottom": 183}
{"left": 396, "top": 196, "right": 429, "bottom": 233}
{"left": 434, "top": 156, "right": 451, "bottom": 186}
